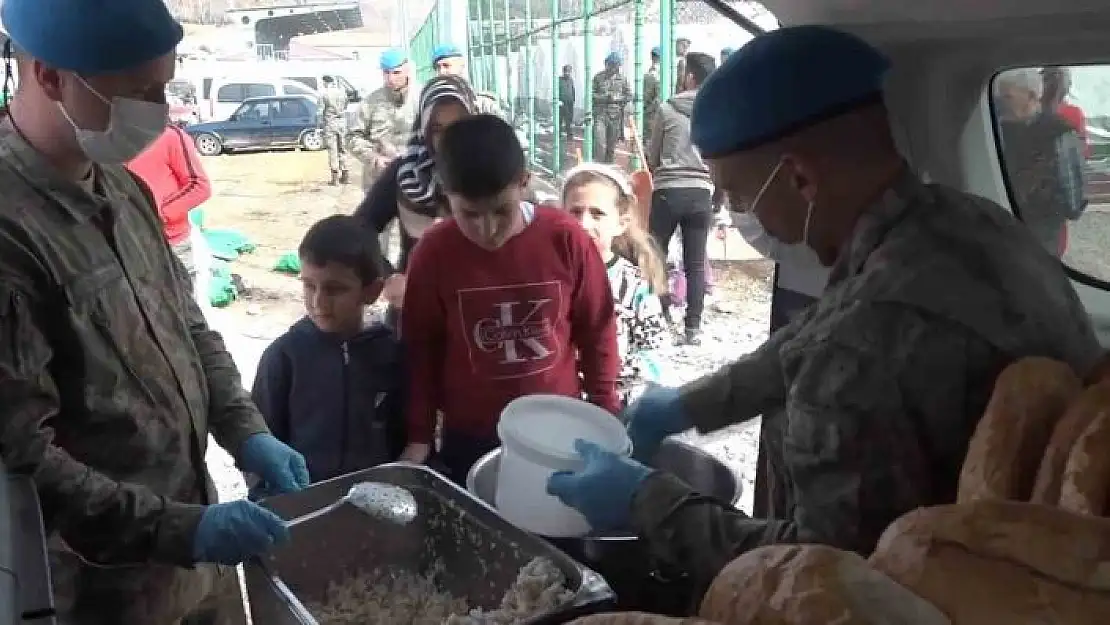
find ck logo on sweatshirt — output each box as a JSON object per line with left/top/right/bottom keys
{"left": 457, "top": 281, "right": 563, "bottom": 379}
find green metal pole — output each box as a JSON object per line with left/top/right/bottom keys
{"left": 490, "top": 0, "right": 502, "bottom": 94}
{"left": 466, "top": 0, "right": 475, "bottom": 80}
{"left": 501, "top": 0, "right": 513, "bottom": 120}
{"left": 550, "top": 0, "right": 561, "bottom": 173}
{"left": 659, "top": 0, "right": 673, "bottom": 100}
{"left": 631, "top": 0, "right": 644, "bottom": 170}
{"left": 475, "top": 0, "right": 487, "bottom": 90}
{"left": 525, "top": 0, "right": 535, "bottom": 166}
{"left": 582, "top": 0, "right": 594, "bottom": 162}
{"left": 466, "top": 0, "right": 475, "bottom": 82}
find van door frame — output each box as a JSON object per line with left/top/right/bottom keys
{"left": 694, "top": 0, "right": 781, "bottom": 517}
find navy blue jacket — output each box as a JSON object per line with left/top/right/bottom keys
{"left": 251, "top": 317, "right": 407, "bottom": 483}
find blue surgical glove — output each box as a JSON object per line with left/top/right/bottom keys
{"left": 192, "top": 500, "right": 290, "bottom": 565}
{"left": 546, "top": 439, "right": 654, "bottom": 532}
{"left": 622, "top": 386, "right": 688, "bottom": 463}
{"left": 238, "top": 433, "right": 310, "bottom": 495}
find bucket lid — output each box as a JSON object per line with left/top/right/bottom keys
{"left": 497, "top": 394, "right": 631, "bottom": 461}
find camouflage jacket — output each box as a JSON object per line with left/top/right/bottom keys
{"left": 592, "top": 70, "right": 632, "bottom": 119}
{"left": 317, "top": 85, "right": 349, "bottom": 131}
{"left": 350, "top": 83, "right": 419, "bottom": 164}
{"left": 0, "top": 121, "right": 267, "bottom": 622}
{"left": 643, "top": 66, "right": 660, "bottom": 120}
{"left": 631, "top": 167, "right": 1100, "bottom": 600}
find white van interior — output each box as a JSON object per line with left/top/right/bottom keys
{"left": 704, "top": 0, "right": 1110, "bottom": 347}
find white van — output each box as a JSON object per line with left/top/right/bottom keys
{"left": 200, "top": 78, "right": 319, "bottom": 122}
{"left": 195, "top": 73, "right": 361, "bottom": 123}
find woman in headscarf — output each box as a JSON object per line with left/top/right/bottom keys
{"left": 354, "top": 74, "right": 476, "bottom": 280}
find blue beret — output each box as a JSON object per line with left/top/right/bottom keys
{"left": 605, "top": 52, "right": 621, "bottom": 65}
{"left": 692, "top": 25, "right": 890, "bottom": 157}
{"left": 432, "top": 44, "right": 463, "bottom": 63}
{"left": 380, "top": 48, "right": 408, "bottom": 71}
{"left": 651, "top": 46, "right": 661, "bottom": 57}
{"left": 2, "top": 0, "right": 183, "bottom": 74}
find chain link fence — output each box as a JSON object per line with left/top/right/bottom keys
{"left": 408, "top": 0, "right": 776, "bottom": 180}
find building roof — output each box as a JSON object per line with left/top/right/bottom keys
{"left": 291, "top": 26, "right": 391, "bottom": 48}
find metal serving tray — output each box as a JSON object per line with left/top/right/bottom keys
{"left": 244, "top": 463, "right": 615, "bottom": 624}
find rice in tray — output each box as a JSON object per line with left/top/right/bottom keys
{"left": 307, "top": 556, "right": 574, "bottom": 625}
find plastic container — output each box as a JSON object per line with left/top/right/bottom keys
{"left": 494, "top": 394, "right": 631, "bottom": 537}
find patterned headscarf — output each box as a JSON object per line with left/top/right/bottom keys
{"left": 395, "top": 75, "right": 477, "bottom": 214}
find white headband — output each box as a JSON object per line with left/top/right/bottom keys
{"left": 561, "top": 162, "right": 634, "bottom": 198}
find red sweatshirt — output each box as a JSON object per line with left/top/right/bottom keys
{"left": 402, "top": 205, "right": 621, "bottom": 443}
{"left": 126, "top": 126, "right": 212, "bottom": 245}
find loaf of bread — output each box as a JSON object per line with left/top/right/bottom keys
{"left": 698, "top": 544, "right": 950, "bottom": 625}
{"left": 1031, "top": 381, "right": 1110, "bottom": 506}
{"left": 957, "top": 357, "right": 1080, "bottom": 503}
{"left": 1059, "top": 399, "right": 1110, "bottom": 516}
{"left": 870, "top": 502, "right": 1110, "bottom": 625}
{"left": 569, "top": 613, "right": 718, "bottom": 625}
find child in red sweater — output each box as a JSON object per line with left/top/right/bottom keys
{"left": 399, "top": 114, "right": 620, "bottom": 484}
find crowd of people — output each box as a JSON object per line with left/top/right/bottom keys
{"left": 0, "top": 0, "right": 1104, "bottom": 622}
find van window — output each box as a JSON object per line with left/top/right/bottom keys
{"left": 216, "top": 84, "right": 243, "bottom": 103}
{"left": 203, "top": 78, "right": 213, "bottom": 100}
{"left": 289, "top": 77, "right": 319, "bottom": 90}
{"left": 282, "top": 83, "right": 316, "bottom": 97}
{"left": 245, "top": 83, "right": 277, "bottom": 99}
{"left": 218, "top": 83, "right": 278, "bottom": 103}
{"left": 991, "top": 65, "right": 1110, "bottom": 283}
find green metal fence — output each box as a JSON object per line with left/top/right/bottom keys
{"left": 410, "top": 10, "right": 441, "bottom": 84}
{"left": 408, "top": 0, "right": 776, "bottom": 179}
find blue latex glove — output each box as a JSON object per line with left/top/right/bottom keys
{"left": 546, "top": 439, "right": 654, "bottom": 532}
{"left": 622, "top": 386, "right": 688, "bottom": 463}
{"left": 238, "top": 433, "right": 310, "bottom": 495}
{"left": 192, "top": 500, "right": 290, "bottom": 565}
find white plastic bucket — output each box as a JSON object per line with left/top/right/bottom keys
{"left": 494, "top": 394, "right": 631, "bottom": 537}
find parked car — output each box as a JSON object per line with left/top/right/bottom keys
{"left": 202, "top": 77, "right": 320, "bottom": 122}
{"left": 184, "top": 95, "right": 324, "bottom": 156}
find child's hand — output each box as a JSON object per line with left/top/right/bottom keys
{"left": 399, "top": 443, "right": 431, "bottom": 464}
{"left": 382, "top": 273, "right": 407, "bottom": 309}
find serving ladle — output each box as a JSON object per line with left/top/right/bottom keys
{"left": 284, "top": 481, "right": 418, "bottom": 528}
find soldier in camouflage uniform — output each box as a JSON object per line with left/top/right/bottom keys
{"left": 591, "top": 52, "right": 632, "bottom": 163}
{"left": 349, "top": 48, "right": 420, "bottom": 193}
{"left": 642, "top": 46, "right": 661, "bottom": 149}
{"left": 432, "top": 43, "right": 505, "bottom": 118}
{"left": 317, "top": 75, "right": 350, "bottom": 185}
{"left": 0, "top": 1, "right": 310, "bottom": 623}
{"left": 549, "top": 26, "right": 1100, "bottom": 603}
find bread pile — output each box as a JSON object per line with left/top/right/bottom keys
{"left": 571, "top": 356, "right": 1110, "bottom": 625}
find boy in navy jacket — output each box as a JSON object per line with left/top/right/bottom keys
{"left": 249, "top": 215, "right": 406, "bottom": 497}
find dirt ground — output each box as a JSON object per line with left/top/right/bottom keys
{"left": 200, "top": 149, "right": 774, "bottom": 342}
{"left": 200, "top": 149, "right": 366, "bottom": 339}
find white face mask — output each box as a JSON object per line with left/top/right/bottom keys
{"left": 733, "top": 159, "right": 822, "bottom": 265}
{"left": 58, "top": 76, "right": 168, "bottom": 165}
